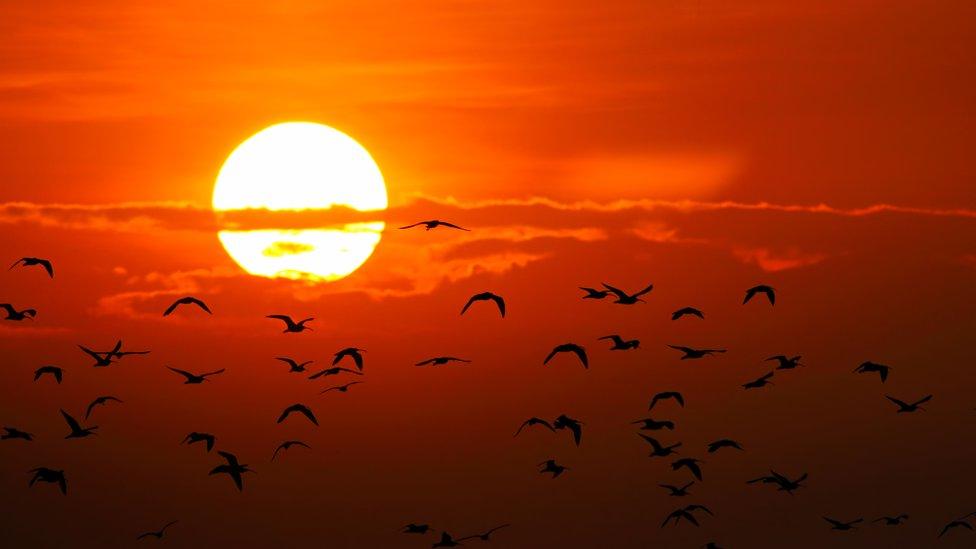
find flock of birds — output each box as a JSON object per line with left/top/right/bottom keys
{"left": 2, "top": 220, "right": 972, "bottom": 546}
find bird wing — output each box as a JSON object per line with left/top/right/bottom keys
{"left": 914, "top": 394, "right": 933, "bottom": 406}
{"left": 570, "top": 345, "right": 588, "bottom": 368}
{"left": 823, "top": 517, "right": 842, "bottom": 527}
{"left": 668, "top": 345, "right": 694, "bottom": 354}
{"left": 58, "top": 475, "right": 67, "bottom": 494}
{"left": 298, "top": 406, "right": 319, "bottom": 426}
{"left": 167, "top": 367, "right": 194, "bottom": 379}
{"left": 352, "top": 351, "right": 364, "bottom": 370}
{"left": 879, "top": 368, "right": 889, "bottom": 382}
{"left": 397, "top": 222, "right": 424, "bottom": 229}
{"left": 489, "top": 293, "right": 506, "bottom": 317}
{"left": 414, "top": 358, "right": 435, "bottom": 366}
{"left": 543, "top": 347, "right": 560, "bottom": 365}
{"left": 202, "top": 369, "right": 226, "bottom": 377}
{"left": 38, "top": 259, "right": 54, "bottom": 277}
{"left": 217, "top": 451, "right": 239, "bottom": 467}
{"left": 459, "top": 295, "right": 479, "bottom": 315}
{"left": 85, "top": 400, "right": 99, "bottom": 419}
{"left": 632, "top": 283, "right": 654, "bottom": 298}
{"left": 438, "top": 221, "right": 470, "bottom": 231}
{"left": 885, "top": 395, "right": 910, "bottom": 408}
{"left": 277, "top": 407, "right": 294, "bottom": 423}
{"left": 8, "top": 259, "right": 24, "bottom": 269}
{"left": 276, "top": 357, "right": 297, "bottom": 367}
{"left": 189, "top": 297, "right": 211, "bottom": 313}
{"left": 60, "top": 409, "right": 82, "bottom": 431}
{"left": 266, "top": 314, "right": 294, "bottom": 324}
{"left": 567, "top": 422, "right": 582, "bottom": 445}
{"left": 515, "top": 418, "right": 553, "bottom": 436}
{"left": 205, "top": 435, "right": 215, "bottom": 451}
{"left": 638, "top": 434, "right": 662, "bottom": 451}
{"left": 162, "top": 300, "right": 181, "bottom": 316}
{"left": 673, "top": 393, "right": 685, "bottom": 406}
{"left": 600, "top": 283, "right": 628, "bottom": 298}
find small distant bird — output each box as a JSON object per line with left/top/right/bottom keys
{"left": 167, "top": 366, "right": 225, "bottom": 384}
{"left": 182, "top": 432, "right": 216, "bottom": 452}
{"left": 97, "top": 340, "right": 150, "bottom": 361}
{"left": 743, "top": 285, "right": 776, "bottom": 305}
{"left": 460, "top": 292, "right": 505, "bottom": 317}
{"left": 671, "top": 307, "right": 704, "bottom": 320}
{"left": 854, "top": 361, "right": 891, "bottom": 382}
{"left": 28, "top": 467, "right": 66, "bottom": 495}
{"left": 874, "top": 515, "right": 909, "bottom": 526}
{"left": 648, "top": 391, "right": 685, "bottom": 410}
{"left": 662, "top": 505, "right": 712, "bottom": 528}
{"left": 886, "top": 394, "right": 932, "bottom": 413}
{"left": 415, "top": 356, "right": 471, "bottom": 367}
{"left": 2, "top": 427, "right": 33, "bottom": 441}
{"left": 275, "top": 357, "right": 313, "bottom": 373}
{"left": 631, "top": 418, "right": 675, "bottom": 431}
{"left": 399, "top": 220, "right": 469, "bottom": 231}
{"left": 402, "top": 523, "right": 431, "bottom": 534}
{"left": 459, "top": 524, "right": 511, "bottom": 541}
{"left": 742, "top": 372, "right": 774, "bottom": 389}
{"left": 85, "top": 396, "right": 123, "bottom": 419}
{"left": 136, "top": 521, "right": 178, "bottom": 540}
{"left": 672, "top": 458, "right": 704, "bottom": 481}
{"left": 823, "top": 517, "right": 862, "bottom": 531}
{"left": 320, "top": 381, "right": 364, "bottom": 394}
{"left": 579, "top": 287, "right": 610, "bottom": 300}
{"left": 599, "top": 335, "right": 640, "bottom": 350}
{"left": 602, "top": 282, "right": 653, "bottom": 304}
{"left": 639, "top": 434, "right": 682, "bottom": 458}
{"left": 538, "top": 459, "right": 568, "bottom": 478}
{"left": 706, "top": 439, "right": 743, "bottom": 453}
{"left": 277, "top": 404, "right": 318, "bottom": 426}
{"left": 659, "top": 481, "right": 694, "bottom": 497}
{"left": 748, "top": 470, "right": 807, "bottom": 494}
{"left": 60, "top": 409, "right": 97, "bottom": 439}
{"left": 78, "top": 344, "right": 115, "bottom": 367}
{"left": 333, "top": 347, "right": 366, "bottom": 371}
{"left": 766, "top": 355, "right": 802, "bottom": 370}
{"left": 10, "top": 257, "right": 54, "bottom": 277}
{"left": 544, "top": 343, "right": 588, "bottom": 369}
{"left": 272, "top": 440, "right": 311, "bottom": 461}
{"left": 209, "top": 451, "right": 254, "bottom": 491}
{"left": 514, "top": 417, "right": 555, "bottom": 437}
{"left": 939, "top": 515, "right": 974, "bottom": 538}
{"left": 307, "top": 367, "right": 363, "bottom": 379}
{"left": 432, "top": 531, "right": 464, "bottom": 547}
{"left": 0, "top": 303, "right": 36, "bottom": 321}
{"left": 667, "top": 345, "right": 726, "bottom": 360}
{"left": 163, "top": 296, "right": 211, "bottom": 316}
{"left": 553, "top": 414, "right": 583, "bottom": 446}
{"left": 266, "top": 314, "right": 314, "bottom": 333}
{"left": 33, "top": 365, "right": 63, "bottom": 384}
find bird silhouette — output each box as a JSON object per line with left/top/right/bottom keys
{"left": 266, "top": 314, "right": 314, "bottom": 333}
{"left": 599, "top": 335, "right": 639, "bottom": 350}
{"left": 538, "top": 459, "right": 568, "bottom": 478}
{"left": 78, "top": 343, "right": 116, "bottom": 367}
{"left": 706, "top": 439, "right": 744, "bottom": 453}
{"left": 275, "top": 357, "right": 313, "bottom": 373}
{"left": 579, "top": 287, "right": 610, "bottom": 299}
{"left": 658, "top": 481, "right": 694, "bottom": 497}
{"left": 209, "top": 451, "right": 254, "bottom": 491}
{"left": 553, "top": 414, "right": 583, "bottom": 446}
{"left": 85, "top": 396, "right": 123, "bottom": 419}
{"left": 182, "top": 432, "right": 216, "bottom": 452}
{"left": 667, "top": 345, "right": 726, "bottom": 360}
{"left": 1, "top": 303, "right": 36, "bottom": 320}
{"left": 10, "top": 257, "right": 54, "bottom": 277}
{"left": 167, "top": 366, "right": 225, "bottom": 384}
{"left": 886, "top": 394, "right": 932, "bottom": 413}
{"left": 399, "top": 220, "right": 469, "bottom": 231}
{"left": 743, "top": 284, "right": 776, "bottom": 305}
{"left": 766, "top": 355, "right": 802, "bottom": 370}
{"left": 333, "top": 347, "right": 366, "bottom": 371}
{"left": 748, "top": 470, "right": 807, "bottom": 494}
{"left": 874, "top": 514, "right": 909, "bottom": 526}
{"left": 320, "top": 381, "right": 364, "bottom": 394}
{"left": 307, "top": 366, "right": 363, "bottom": 379}
{"left": 544, "top": 343, "right": 588, "bottom": 369}
{"left": 671, "top": 307, "right": 704, "bottom": 320}
{"left": 854, "top": 361, "right": 891, "bottom": 382}
{"left": 742, "top": 372, "right": 774, "bottom": 389}
{"left": 28, "top": 467, "right": 66, "bottom": 495}
{"left": 136, "top": 521, "right": 178, "bottom": 540}
{"left": 163, "top": 296, "right": 211, "bottom": 316}
{"left": 823, "top": 517, "right": 862, "bottom": 531}
{"left": 460, "top": 292, "right": 505, "bottom": 317}
{"left": 60, "top": 409, "right": 96, "bottom": 439}
{"left": 459, "top": 524, "right": 511, "bottom": 541}
{"left": 639, "top": 434, "right": 682, "bottom": 457}
{"left": 272, "top": 440, "right": 311, "bottom": 461}
{"left": 514, "top": 417, "right": 555, "bottom": 437}
{"left": 431, "top": 531, "right": 464, "bottom": 547}
{"left": 631, "top": 418, "right": 675, "bottom": 431}
{"left": 276, "top": 404, "right": 318, "bottom": 426}
{"left": 939, "top": 514, "right": 975, "bottom": 538}
{"left": 602, "top": 282, "right": 653, "bottom": 304}
{"left": 402, "top": 523, "right": 431, "bottom": 534}
{"left": 672, "top": 458, "right": 704, "bottom": 480}
{"left": 648, "top": 391, "right": 685, "bottom": 410}
{"left": 97, "top": 340, "right": 150, "bottom": 361}
{"left": 661, "top": 505, "right": 712, "bottom": 527}
{"left": 415, "top": 356, "right": 471, "bottom": 367}
{"left": 33, "top": 365, "right": 63, "bottom": 384}
{"left": 2, "top": 427, "right": 34, "bottom": 441}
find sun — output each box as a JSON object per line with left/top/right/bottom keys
{"left": 212, "top": 122, "right": 387, "bottom": 282}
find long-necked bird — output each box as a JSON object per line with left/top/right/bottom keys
{"left": 639, "top": 434, "right": 681, "bottom": 458}
{"left": 266, "top": 314, "right": 314, "bottom": 333}
{"left": 579, "top": 287, "right": 610, "bottom": 300}
{"left": 460, "top": 292, "right": 505, "bottom": 317}
{"left": 399, "top": 220, "right": 469, "bottom": 231}
{"left": 167, "top": 366, "right": 225, "bottom": 384}
{"left": 514, "top": 417, "right": 555, "bottom": 437}
{"left": 742, "top": 372, "right": 774, "bottom": 389}
{"left": 874, "top": 515, "right": 909, "bottom": 526}
{"left": 823, "top": 517, "right": 862, "bottom": 531}
{"left": 432, "top": 531, "right": 464, "bottom": 547}
{"left": 402, "top": 523, "right": 431, "bottom": 534}
{"left": 320, "top": 381, "right": 364, "bottom": 394}
{"left": 667, "top": 345, "right": 726, "bottom": 360}
{"left": 553, "top": 414, "right": 583, "bottom": 446}
{"left": 459, "top": 524, "right": 511, "bottom": 541}
{"left": 79, "top": 343, "right": 116, "bottom": 367}
{"left": 60, "top": 409, "right": 96, "bottom": 439}
{"left": 415, "top": 356, "right": 471, "bottom": 367}
{"left": 599, "top": 335, "right": 639, "bottom": 350}
{"left": 659, "top": 481, "right": 694, "bottom": 497}
{"left": 602, "top": 282, "right": 653, "bottom": 304}
{"left": 886, "top": 394, "right": 932, "bottom": 413}
{"left": 209, "top": 451, "right": 254, "bottom": 491}
{"left": 672, "top": 458, "right": 704, "bottom": 480}
{"left": 163, "top": 296, "right": 211, "bottom": 316}
{"left": 10, "top": 257, "right": 54, "bottom": 278}
{"left": 308, "top": 367, "right": 363, "bottom": 379}
{"left": 276, "top": 357, "right": 313, "bottom": 373}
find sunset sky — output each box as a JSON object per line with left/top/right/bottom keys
{"left": 1, "top": 2, "right": 975, "bottom": 548}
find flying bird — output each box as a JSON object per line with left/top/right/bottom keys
{"left": 60, "top": 409, "right": 97, "bottom": 439}
{"left": 671, "top": 307, "right": 704, "bottom": 320}
{"left": 599, "top": 335, "right": 640, "bottom": 350}
{"left": 742, "top": 372, "right": 774, "bottom": 389}
{"left": 266, "top": 314, "right": 314, "bottom": 333}
{"left": 743, "top": 284, "right": 776, "bottom": 305}
{"left": 601, "top": 282, "right": 653, "bottom": 304}
{"left": 399, "top": 220, "right": 469, "bottom": 231}
{"left": 0, "top": 303, "right": 36, "bottom": 321}
{"left": 136, "top": 521, "right": 178, "bottom": 540}
{"left": 272, "top": 440, "right": 311, "bottom": 461}
{"left": 939, "top": 515, "right": 974, "bottom": 538}
{"left": 307, "top": 367, "right": 363, "bottom": 379}
{"left": 276, "top": 404, "right": 318, "bottom": 426}
{"left": 402, "top": 523, "right": 431, "bottom": 535}
{"left": 748, "top": 470, "right": 807, "bottom": 494}
{"left": 167, "top": 366, "right": 225, "bottom": 384}
{"left": 33, "top": 365, "right": 63, "bottom": 384}
{"left": 333, "top": 347, "right": 366, "bottom": 371}
{"left": 667, "top": 345, "right": 726, "bottom": 360}
{"left": 78, "top": 344, "right": 116, "bottom": 367}
{"left": 854, "top": 361, "right": 891, "bottom": 382}
{"left": 823, "top": 517, "right": 862, "bottom": 531}
{"left": 460, "top": 292, "right": 505, "bottom": 317}
{"left": 706, "top": 439, "right": 744, "bottom": 453}
{"left": 514, "top": 417, "right": 555, "bottom": 437}
{"left": 85, "top": 396, "right": 123, "bottom": 419}
{"left": 659, "top": 482, "right": 694, "bottom": 497}
{"left": 648, "top": 391, "right": 685, "bottom": 410}
{"left": 275, "top": 357, "right": 313, "bottom": 373}
{"left": 415, "top": 356, "right": 471, "bottom": 367}
{"left": 544, "top": 343, "right": 588, "bottom": 369}
{"left": 10, "top": 257, "right": 54, "bottom": 277}
{"left": 432, "top": 532, "right": 464, "bottom": 547}
{"left": 631, "top": 418, "right": 675, "bottom": 431}
{"left": 885, "top": 394, "right": 932, "bottom": 413}
{"left": 459, "top": 524, "right": 511, "bottom": 541}
{"left": 766, "top": 355, "right": 802, "bottom": 370}
{"left": 2, "top": 427, "right": 34, "bottom": 441}
{"left": 553, "top": 414, "right": 583, "bottom": 446}
{"left": 661, "top": 505, "right": 712, "bottom": 528}
{"left": 639, "top": 434, "right": 682, "bottom": 458}
{"left": 672, "top": 458, "right": 704, "bottom": 481}
{"left": 320, "top": 381, "right": 365, "bottom": 394}
{"left": 874, "top": 515, "right": 909, "bottom": 526}
{"left": 28, "top": 467, "right": 66, "bottom": 495}
{"left": 96, "top": 340, "right": 150, "bottom": 361}
{"left": 579, "top": 287, "right": 610, "bottom": 300}
{"left": 538, "top": 459, "right": 568, "bottom": 478}
{"left": 209, "top": 451, "right": 254, "bottom": 491}
{"left": 163, "top": 296, "right": 211, "bottom": 316}
{"left": 182, "top": 432, "right": 216, "bottom": 452}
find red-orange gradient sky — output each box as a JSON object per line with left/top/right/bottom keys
{"left": 1, "top": 2, "right": 975, "bottom": 548}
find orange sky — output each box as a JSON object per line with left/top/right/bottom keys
{"left": 1, "top": 2, "right": 975, "bottom": 548}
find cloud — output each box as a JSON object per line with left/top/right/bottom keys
{"left": 733, "top": 247, "right": 828, "bottom": 272}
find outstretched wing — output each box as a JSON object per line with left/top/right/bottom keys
{"left": 202, "top": 369, "right": 226, "bottom": 377}
{"left": 38, "top": 259, "right": 54, "bottom": 278}
{"left": 570, "top": 345, "right": 588, "bottom": 368}
{"left": 438, "top": 221, "right": 470, "bottom": 231}
{"left": 298, "top": 405, "right": 319, "bottom": 426}
{"left": 397, "top": 222, "right": 425, "bottom": 229}
{"left": 162, "top": 300, "right": 181, "bottom": 316}
{"left": 913, "top": 394, "right": 933, "bottom": 406}
{"left": 488, "top": 293, "right": 506, "bottom": 317}
{"left": 60, "top": 409, "right": 82, "bottom": 431}
{"left": 885, "top": 395, "right": 909, "bottom": 408}
{"left": 459, "top": 295, "right": 479, "bottom": 315}
{"left": 632, "top": 283, "right": 654, "bottom": 298}
{"left": 600, "top": 282, "right": 628, "bottom": 299}
{"left": 167, "top": 366, "right": 194, "bottom": 379}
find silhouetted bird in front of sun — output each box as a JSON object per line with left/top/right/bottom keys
{"left": 402, "top": 523, "right": 431, "bottom": 535}
{"left": 632, "top": 418, "right": 675, "bottom": 431}
{"left": 10, "top": 257, "right": 54, "bottom": 278}
{"left": 60, "top": 409, "right": 97, "bottom": 439}
{"left": 399, "top": 220, "right": 469, "bottom": 231}
{"left": 2, "top": 427, "right": 33, "bottom": 441}
{"left": 209, "top": 451, "right": 254, "bottom": 491}
{"left": 874, "top": 515, "right": 909, "bottom": 526}
{"left": 602, "top": 282, "right": 653, "bottom": 304}
{"left": 136, "top": 521, "right": 178, "bottom": 540}
{"left": 544, "top": 343, "right": 588, "bottom": 369}
{"left": 276, "top": 357, "right": 313, "bottom": 373}
{"left": 743, "top": 284, "right": 776, "bottom": 305}
{"left": 707, "top": 439, "right": 743, "bottom": 453}
{"left": 672, "top": 458, "right": 704, "bottom": 481}
{"left": 415, "top": 356, "right": 471, "bottom": 367}
{"left": 742, "top": 372, "right": 774, "bottom": 389}
{"left": 266, "top": 314, "right": 314, "bottom": 333}
{"left": 182, "top": 432, "right": 216, "bottom": 452}
{"left": 308, "top": 366, "right": 362, "bottom": 379}
{"left": 659, "top": 481, "right": 694, "bottom": 497}
{"left": 459, "top": 524, "right": 511, "bottom": 542}
{"left": 823, "top": 517, "right": 862, "bottom": 531}
{"left": 599, "top": 335, "right": 640, "bottom": 350}
{"left": 0, "top": 303, "right": 36, "bottom": 321}
{"left": 167, "top": 366, "right": 225, "bottom": 384}
{"left": 648, "top": 391, "right": 684, "bottom": 410}
{"left": 272, "top": 440, "right": 311, "bottom": 461}
{"left": 163, "top": 296, "right": 211, "bottom": 316}
{"left": 538, "top": 459, "right": 568, "bottom": 478}
{"left": 766, "top": 355, "right": 802, "bottom": 370}
{"left": 579, "top": 287, "right": 610, "bottom": 300}
{"left": 28, "top": 467, "right": 66, "bottom": 495}
{"left": 886, "top": 394, "right": 932, "bottom": 413}
{"left": 460, "top": 292, "right": 505, "bottom": 317}
{"left": 85, "top": 396, "right": 123, "bottom": 419}
{"left": 671, "top": 307, "right": 704, "bottom": 320}
{"left": 639, "top": 434, "right": 681, "bottom": 458}
{"left": 854, "top": 361, "right": 891, "bottom": 382}
{"left": 33, "top": 365, "right": 63, "bottom": 384}
{"left": 333, "top": 347, "right": 366, "bottom": 371}
{"left": 431, "top": 531, "right": 464, "bottom": 547}
{"left": 668, "top": 345, "right": 726, "bottom": 360}
{"left": 320, "top": 381, "right": 364, "bottom": 394}
{"left": 277, "top": 404, "right": 318, "bottom": 426}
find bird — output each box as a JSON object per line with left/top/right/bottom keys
{"left": 307, "top": 366, "right": 363, "bottom": 379}
{"left": 538, "top": 459, "right": 568, "bottom": 478}
{"left": 0, "top": 303, "right": 36, "bottom": 321}
{"left": 639, "top": 434, "right": 682, "bottom": 457}
{"left": 460, "top": 291, "right": 505, "bottom": 317}
{"left": 939, "top": 515, "right": 974, "bottom": 538}
{"left": 10, "top": 257, "right": 54, "bottom": 277}
{"left": 598, "top": 335, "right": 640, "bottom": 350}
{"left": 601, "top": 282, "right": 653, "bottom": 304}
{"left": 209, "top": 451, "right": 254, "bottom": 491}
{"left": 78, "top": 344, "right": 116, "bottom": 367}
{"left": 671, "top": 307, "right": 704, "bottom": 320}
{"left": 514, "top": 417, "right": 555, "bottom": 437}
{"left": 85, "top": 396, "right": 123, "bottom": 419}
{"left": 402, "top": 523, "right": 431, "bottom": 534}
{"left": 276, "top": 404, "right": 318, "bottom": 426}
{"left": 459, "top": 524, "right": 511, "bottom": 541}
{"left": 272, "top": 440, "right": 311, "bottom": 461}
{"left": 553, "top": 414, "right": 583, "bottom": 446}
{"left": 748, "top": 470, "right": 807, "bottom": 494}
{"left": 631, "top": 418, "right": 675, "bottom": 431}
{"left": 886, "top": 394, "right": 932, "bottom": 413}
{"left": 544, "top": 343, "right": 588, "bottom": 369}
{"left": 667, "top": 345, "right": 726, "bottom": 360}
{"left": 320, "top": 381, "right": 364, "bottom": 394}
{"left": 766, "top": 355, "right": 802, "bottom": 370}
{"left": 94, "top": 340, "right": 149, "bottom": 361}
{"left": 706, "top": 439, "right": 744, "bottom": 453}
{"left": 742, "top": 372, "right": 774, "bottom": 389}
{"left": 648, "top": 391, "right": 685, "bottom": 410}
{"left": 672, "top": 458, "right": 704, "bottom": 480}
{"left": 181, "top": 432, "right": 216, "bottom": 452}
{"left": 579, "top": 287, "right": 610, "bottom": 299}
{"left": 167, "top": 366, "right": 225, "bottom": 384}
{"left": 33, "top": 365, "right": 63, "bottom": 384}
{"left": 399, "top": 220, "right": 469, "bottom": 231}
{"left": 432, "top": 532, "right": 464, "bottom": 547}
{"left": 874, "top": 515, "right": 909, "bottom": 526}
{"left": 415, "top": 356, "right": 471, "bottom": 367}
{"left": 333, "top": 347, "right": 366, "bottom": 371}
{"left": 661, "top": 505, "right": 712, "bottom": 528}
{"left": 28, "top": 467, "right": 66, "bottom": 495}
{"left": 136, "top": 521, "right": 178, "bottom": 540}
{"left": 266, "top": 314, "right": 314, "bottom": 333}
{"left": 275, "top": 357, "right": 313, "bottom": 373}
{"left": 744, "top": 284, "right": 776, "bottom": 305}
{"left": 60, "top": 409, "right": 97, "bottom": 439}
{"left": 163, "top": 296, "right": 211, "bottom": 316}
{"left": 823, "top": 517, "right": 862, "bottom": 531}
{"left": 854, "top": 361, "right": 891, "bottom": 382}
{"left": 659, "top": 482, "right": 694, "bottom": 497}
{"left": 2, "top": 427, "right": 34, "bottom": 441}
